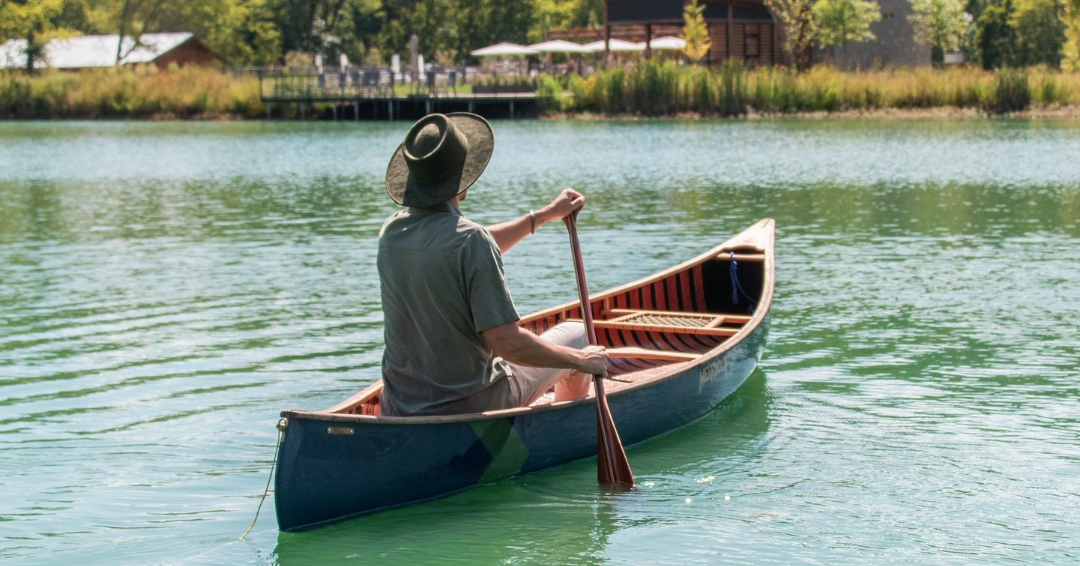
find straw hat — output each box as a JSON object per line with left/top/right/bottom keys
{"left": 384, "top": 113, "right": 494, "bottom": 207}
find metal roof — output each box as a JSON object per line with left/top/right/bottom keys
{"left": 1, "top": 33, "right": 196, "bottom": 69}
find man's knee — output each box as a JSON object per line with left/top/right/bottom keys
{"left": 549, "top": 321, "right": 587, "bottom": 350}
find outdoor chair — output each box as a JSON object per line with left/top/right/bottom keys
{"left": 362, "top": 69, "right": 380, "bottom": 96}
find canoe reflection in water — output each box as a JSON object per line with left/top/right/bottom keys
{"left": 274, "top": 219, "right": 776, "bottom": 532}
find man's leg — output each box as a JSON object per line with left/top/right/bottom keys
{"left": 506, "top": 322, "right": 593, "bottom": 406}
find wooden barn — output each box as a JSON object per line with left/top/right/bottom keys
{"left": 549, "top": 0, "right": 929, "bottom": 69}
{"left": 550, "top": 0, "right": 781, "bottom": 66}
{"left": 0, "top": 33, "right": 223, "bottom": 71}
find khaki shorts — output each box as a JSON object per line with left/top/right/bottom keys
{"left": 504, "top": 322, "right": 588, "bottom": 407}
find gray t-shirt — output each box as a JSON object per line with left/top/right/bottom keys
{"left": 377, "top": 202, "right": 520, "bottom": 416}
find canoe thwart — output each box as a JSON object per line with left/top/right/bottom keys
{"left": 715, "top": 252, "right": 766, "bottom": 262}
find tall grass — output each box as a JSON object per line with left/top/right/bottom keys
{"left": 556, "top": 59, "right": 1080, "bottom": 117}
{"left": 1, "top": 66, "right": 264, "bottom": 119}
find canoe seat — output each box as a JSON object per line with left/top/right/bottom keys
{"left": 570, "top": 309, "right": 752, "bottom": 338}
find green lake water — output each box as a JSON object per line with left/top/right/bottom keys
{"left": 1, "top": 119, "right": 1078, "bottom": 565}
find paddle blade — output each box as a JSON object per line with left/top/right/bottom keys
{"left": 594, "top": 377, "right": 635, "bottom": 489}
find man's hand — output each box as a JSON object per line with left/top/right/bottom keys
{"left": 539, "top": 188, "right": 586, "bottom": 226}
{"left": 576, "top": 345, "right": 609, "bottom": 377}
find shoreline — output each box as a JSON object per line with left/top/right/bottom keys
{"left": 5, "top": 104, "right": 1080, "bottom": 122}
{"left": 543, "top": 104, "right": 1080, "bottom": 121}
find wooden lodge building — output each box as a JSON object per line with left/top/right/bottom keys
{"left": 551, "top": 0, "right": 781, "bottom": 66}
{"left": 550, "top": 0, "right": 929, "bottom": 69}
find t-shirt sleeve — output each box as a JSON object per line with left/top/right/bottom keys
{"left": 462, "top": 229, "right": 520, "bottom": 333}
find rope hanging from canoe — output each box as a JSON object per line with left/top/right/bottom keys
{"left": 239, "top": 418, "right": 286, "bottom": 541}
{"left": 730, "top": 252, "right": 756, "bottom": 314}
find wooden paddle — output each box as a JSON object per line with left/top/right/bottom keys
{"left": 564, "top": 211, "right": 635, "bottom": 490}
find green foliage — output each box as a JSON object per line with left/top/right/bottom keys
{"left": 542, "top": 63, "right": 1079, "bottom": 117}
{"left": 1010, "top": 0, "right": 1065, "bottom": 67}
{"left": 985, "top": 66, "right": 1031, "bottom": 112}
{"left": 813, "top": 0, "right": 882, "bottom": 65}
{"left": 535, "top": 74, "right": 565, "bottom": 111}
{"left": 1065, "top": 0, "right": 1080, "bottom": 70}
{"left": 0, "top": 67, "right": 264, "bottom": 119}
{"left": 764, "top": 0, "right": 818, "bottom": 69}
{"left": 908, "top": 0, "right": 970, "bottom": 57}
{"left": 680, "top": 0, "right": 711, "bottom": 62}
{"left": 975, "top": 0, "right": 1016, "bottom": 68}
{"left": 0, "top": 0, "right": 78, "bottom": 71}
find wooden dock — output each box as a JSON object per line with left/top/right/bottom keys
{"left": 259, "top": 70, "right": 538, "bottom": 120}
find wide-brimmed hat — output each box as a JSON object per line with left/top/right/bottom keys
{"left": 385, "top": 113, "right": 494, "bottom": 207}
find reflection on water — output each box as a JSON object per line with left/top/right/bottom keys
{"left": 1, "top": 119, "right": 1079, "bottom": 565}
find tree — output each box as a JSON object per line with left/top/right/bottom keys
{"left": 1065, "top": 0, "right": 1080, "bottom": 70}
{"left": 765, "top": 0, "right": 819, "bottom": 70}
{"left": 813, "top": 0, "right": 882, "bottom": 66}
{"left": 0, "top": 0, "right": 73, "bottom": 72}
{"left": 681, "top": 0, "right": 711, "bottom": 62}
{"left": 908, "top": 0, "right": 970, "bottom": 62}
{"left": 975, "top": 0, "right": 1015, "bottom": 68}
{"left": 1010, "top": 0, "right": 1065, "bottom": 67}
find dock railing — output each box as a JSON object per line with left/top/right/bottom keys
{"left": 258, "top": 66, "right": 537, "bottom": 102}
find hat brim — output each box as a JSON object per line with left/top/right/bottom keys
{"left": 385, "top": 113, "right": 494, "bottom": 207}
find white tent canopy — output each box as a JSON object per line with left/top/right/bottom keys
{"left": 471, "top": 42, "right": 538, "bottom": 57}
{"left": 527, "top": 40, "right": 590, "bottom": 53}
{"left": 582, "top": 38, "right": 644, "bottom": 52}
{"left": 644, "top": 36, "right": 687, "bottom": 51}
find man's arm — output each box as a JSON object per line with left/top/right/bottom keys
{"left": 487, "top": 188, "right": 585, "bottom": 254}
{"left": 481, "top": 320, "right": 608, "bottom": 376}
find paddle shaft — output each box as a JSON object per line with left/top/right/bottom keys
{"left": 564, "top": 212, "right": 635, "bottom": 489}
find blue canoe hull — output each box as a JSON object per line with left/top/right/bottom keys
{"left": 275, "top": 219, "right": 775, "bottom": 531}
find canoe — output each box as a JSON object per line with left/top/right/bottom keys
{"left": 274, "top": 219, "right": 776, "bottom": 531}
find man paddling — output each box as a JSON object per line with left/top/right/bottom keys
{"left": 378, "top": 113, "right": 609, "bottom": 417}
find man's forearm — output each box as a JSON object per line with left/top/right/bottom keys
{"left": 487, "top": 206, "right": 558, "bottom": 254}
{"left": 485, "top": 324, "right": 586, "bottom": 371}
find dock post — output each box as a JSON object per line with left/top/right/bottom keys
{"left": 332, "top": 105, "right": 337, "bottom": 121}
{"left": 354, "top": 101, "right": 359, "bottom": 121}
{"left": 266, "top": 102, "right": 271, "bottom": 120}
{"left": 425, "top": 99, "right": 432, "bottom": 115}
{"left": 388, "top": 101, "right": 394, "bottom": 121}
{"left": 300, "top": 102, "right": 305, "bottom": 120}
{"left": 510, "top": 100, "right": 515, "bottom": 119}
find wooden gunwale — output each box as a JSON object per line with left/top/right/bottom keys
{"left": 280, "top": 218, "right": 775, "bottom": 426}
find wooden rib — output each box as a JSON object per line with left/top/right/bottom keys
{"left": 691, "top": 264, "right": 705, "bottom": 312}
{"left": 608, "top": 347, "right": 701, "bottom": 362}
{"left": 678, "top": 271, "right": 693, "bottom": 315}
{"left": 666, "top": 276, "right": 680, "bottom": 311}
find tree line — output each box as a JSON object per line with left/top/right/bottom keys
{"left": 0, "top": 0, "right": 602, "bottom": 68}
{"left": 766, "top": 0, "right": 1080, "bottom": 70}
{"left": 3, "top": 0, "right": 1078, "bottom": 71}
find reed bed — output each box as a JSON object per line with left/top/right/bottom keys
{"left": 546, "top": 59, "right": 1080, "bottom": 117}
{"left": 1, "top": 66, "right": 264, "bottom": 119}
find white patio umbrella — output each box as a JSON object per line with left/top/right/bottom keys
{"left": 582, "top": 38, "right": 644, "bottom": 52}
{"left": 527, "top": 39, "right": 591, "bottom": 54}
{"left": 471, "top": 42, "right": 538, "bottom": 57}
{"left": 645, "top": 36, "right": 687, "bottom": 51}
